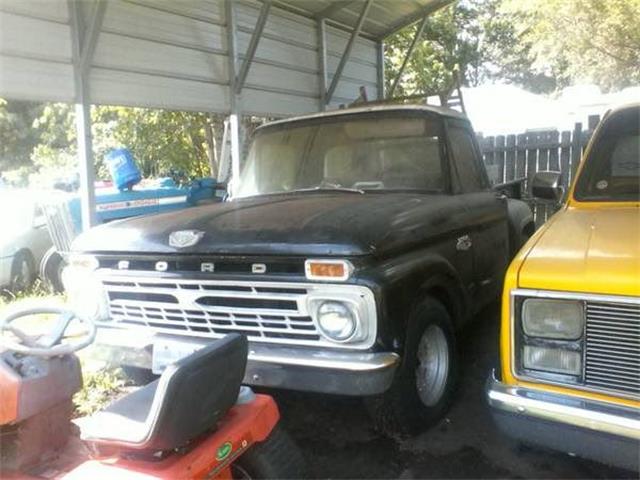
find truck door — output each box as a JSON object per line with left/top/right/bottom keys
{"left": 446, "top": 119, "right": 509, "bottom": 307}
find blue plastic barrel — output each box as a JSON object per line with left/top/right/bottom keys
{"left": 104, "top": 148, "right": 141, "bottom": 191}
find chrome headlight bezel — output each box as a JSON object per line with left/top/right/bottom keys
{"left": 512, "top": 292, "right": 586, "bottom": 384}
{"left": 306, "top": 285, "right": 376, "bottom": 348}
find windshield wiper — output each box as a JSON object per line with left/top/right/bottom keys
{"left": 287, "top": 184, "right": 365, "bottom": 195}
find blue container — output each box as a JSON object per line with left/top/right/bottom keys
{"left": 104, "top": 148, "right": 141, "bottom": 191}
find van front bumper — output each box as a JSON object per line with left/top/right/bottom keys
{"left": 487, "top": 371, "right": 640, "bottom": 471}
{"left": 91, "top": 327, "right": 399, "bottom": 396}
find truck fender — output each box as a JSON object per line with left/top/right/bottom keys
{"left": 375, "top": 253, "right": 469, "bottom": 352}
{"left": 506, "top": 198, "right": 535, "bottom": 257}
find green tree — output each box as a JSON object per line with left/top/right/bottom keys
{"left": 498, "top": 0, "right": 640, "bottom": 92}
{"left": 385, "top": 1, "right": 488, "bottom": 97}
{"left": 385, "top": 0, "right": 640, "bottom": 96}
{"left": 0, "top": 100, "right": 44, "bottom": 172}
{"left": 5, "top": 103, "right": 225, "bottom": 187}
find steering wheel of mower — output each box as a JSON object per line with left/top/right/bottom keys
{"left": 0, "top": 306, "right": 96, "bottom": 357}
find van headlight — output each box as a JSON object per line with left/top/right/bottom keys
{"left": 62, "top": 254, "right": 110, "bottom": 323}
{"left": 316, "top": 301, "right": 357, "bottom": 342}
{"left": 522, "top": 298, "right": 584, "bottom": 339}
{"left": 522, "top": 345, "right": 582, "bottom": 376}
{"left": 515, "top": 295, "right": 586, "bottom": 382}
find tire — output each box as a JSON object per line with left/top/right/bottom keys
{"left": 365, "top": 297, "right": 458, "bottom": 436}
{"left": 232, "top": 425, "right": 306, "bottom": 479}
{"left": 41, "top": 249, "right": 66, "bottom": 293}
{"left": 10, "top": 250, "right": 35, "bottom": 292}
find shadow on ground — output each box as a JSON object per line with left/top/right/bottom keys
{"left": 271, "top": 303, "right": 634, "bottom": 479}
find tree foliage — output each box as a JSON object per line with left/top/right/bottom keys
{"left": 1, "top": 103, "right": 224, "bottom": 187}
{"left": 0, "top": 100, "right": 44, "bottom": 171}
{"left": 385, "top": 0, "right": 640, "bottom": 96}
{"left": 498, "top": 0, "right": 640, "bottom": 92}
{"left": 91, "top": 107, "right": 222, "bottom": 182}
{"left": 385, "top": 0, "right": 487, "bottom": 96}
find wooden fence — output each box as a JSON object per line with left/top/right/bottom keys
{"left": 478, "top": 114, "right": 601, "bottom": 227}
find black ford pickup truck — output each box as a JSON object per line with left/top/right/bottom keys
{"left": 66, "top": 105, "right": 534, "bottom": 433}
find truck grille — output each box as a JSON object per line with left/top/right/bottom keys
{"left": 585, "top": 301, "right": 640, "bottom": 398}
{"left": 98, "top": 275, "right": 376, "bottom": 349}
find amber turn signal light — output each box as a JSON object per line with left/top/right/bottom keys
{"left": 305, "top": 260, "right": 353, "bottom": 281}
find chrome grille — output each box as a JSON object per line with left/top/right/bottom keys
{"left": 585, "top": 301, "right": 640, "bottom": 398}
{"left": 98, "top": 274, "right": 376, "bottom": 349}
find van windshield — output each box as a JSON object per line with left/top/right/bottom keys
{"left": 235, "top": 115, "right": 444, "bottom": 198}
{"left": 574, "top": 108, "right": 639, "bottom": 202}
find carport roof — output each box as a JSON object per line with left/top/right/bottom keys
{"left": 271, "top": 0, "right": 454, "bottom": 39}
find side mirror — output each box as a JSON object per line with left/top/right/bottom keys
{"left": 493, "top": 178, "right": 526, "bottom": 200}
{"left": 531, "top": 171, "right": 563, "bottom": 201}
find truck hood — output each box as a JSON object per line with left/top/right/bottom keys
{"left": 518, "top": 206, "right": 640, "bottom": 297}
{"left": 73, "top": 192, "right": 467, "bottom": 258}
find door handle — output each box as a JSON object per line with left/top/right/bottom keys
{"left": 456, "top": 235, "right": 472, "bottom": 251}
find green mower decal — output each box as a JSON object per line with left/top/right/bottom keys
{"left": 216, "top": 441, "right": 233, "bottom": 461}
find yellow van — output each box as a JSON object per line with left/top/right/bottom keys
{"left": 487, "top": 103, "right": 639, "bottom": 471}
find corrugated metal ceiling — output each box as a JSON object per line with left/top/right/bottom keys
{"left": 271, "top": 0, "right": 454, "bottom": 39}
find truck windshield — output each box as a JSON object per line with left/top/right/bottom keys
{"left": 235, "top": 116, "right": 444, "bottom": 198}
{"left": 574, "top": 108, "right": 639, "bottom": 202}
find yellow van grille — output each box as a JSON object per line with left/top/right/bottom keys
{"left": 585, "top": 301, "right": 640, "bottom": 398}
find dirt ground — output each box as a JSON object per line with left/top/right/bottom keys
{"left": 272, "top": 303, "right": 635, "bottom": 479}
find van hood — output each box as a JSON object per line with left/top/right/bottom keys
{"left": 518, "top": 206, "right": 640, "bottom": 297}
{"left": 73, "top": 192, "right": 467, "bottom": 258}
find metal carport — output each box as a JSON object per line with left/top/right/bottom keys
{"left": 0, "top": 0, "right": 453, "bottom": 230}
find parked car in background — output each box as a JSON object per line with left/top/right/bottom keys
{"left": 66, "top": 105, "right": 534, "bottom": 434}
{"left": 487, "top": 103, "right": 639, "bottom": 470}
{"left": 0, "top": 190, "right": 53, "bottom": 292}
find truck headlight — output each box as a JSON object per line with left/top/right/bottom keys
{"left": 62, "top": 254, "right": 110, "bottom": 323}
{"left": 515, "top": 294, "right": 585, "bottom": 382}
{"left": 523, "top": 345, "right": 582, "bottom": 375}
{"left": 522, "top": 299, "right": 584, "bottom": 339}
{"left": 316, "top": 301, "right": 357, "bottom": 342}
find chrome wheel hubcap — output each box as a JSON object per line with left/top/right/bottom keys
{"left": 416, "top": 324, "right": 450, "bottom": 407}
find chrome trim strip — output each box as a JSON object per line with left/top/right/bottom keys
{"left": 247, "top": 344, "right": 400, "bottom": 371}
{"left": 509, "top": 288, "right": 640, "bottom": 401}
{"left": 94, "top": 328, "right": 399, "bottom": 372}
{"left": 487, "top": 371, "right": 640, "bottom": 441}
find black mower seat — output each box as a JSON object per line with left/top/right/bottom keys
{"left": 78, "top": 334, "right": 248, "bottom": 452}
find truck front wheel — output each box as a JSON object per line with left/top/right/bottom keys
{"left": 366, "top": 297, "right": 458, "bottom": 436}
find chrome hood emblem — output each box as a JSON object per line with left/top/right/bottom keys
{"left": 169, "top": 230, "right": 205, "bottom": 248}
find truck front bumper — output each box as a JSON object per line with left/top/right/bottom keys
{"left": 92, "top": 328, "right": 399, "bottom": 396}
{"left": 487, "top": 371, "right": 640, "bottom": 471}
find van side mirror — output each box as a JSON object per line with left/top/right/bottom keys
{"left": 531, "top": 171, "right": 563, "bottom": 201}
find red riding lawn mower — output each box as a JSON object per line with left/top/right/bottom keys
{"left": 0, "top": 306, "right": 306, "bottom": 479}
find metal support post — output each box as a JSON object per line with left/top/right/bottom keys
{"left": 67, "top": 0, "right": 106, "bottom": 231}
{"left": 225, "top": 0, "right": 241, "bottom": 188}
{"left": 235, "top": 0, "right": 271, "bottom": 94}
{"left": 324, "top": 0, "right": 372, "bottom": 105}
{"left": 388, "top": 15, "right": 428, "bottom": 98}
{"left": 317, "top": 18, "right": 328, "bottom": 110}
{"left": 376, "top": 40, "right": 385, "bottom": 100}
